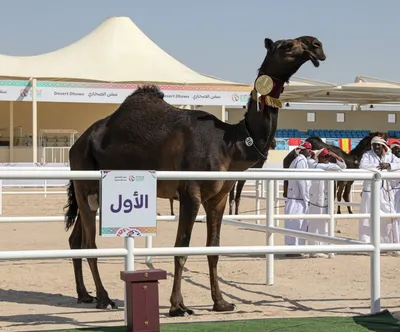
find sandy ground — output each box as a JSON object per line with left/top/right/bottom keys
{"left": 1, "top": 185, "right": 400, "bottom": 332}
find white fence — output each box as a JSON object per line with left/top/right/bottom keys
{"left": 0, "top": 168, "right": 399, "bottom": 318}
{"left": 0, "top": 162, "right": 363, "bottom": 216}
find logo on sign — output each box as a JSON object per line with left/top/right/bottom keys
{"left": 129, "top": 175, "right": 135, "bottom": 181}
{"left": 116, "top": 227, "right": 142, "bottom": 237}
{"left": 232, "top": 94, "right": 239, "bottom": 101}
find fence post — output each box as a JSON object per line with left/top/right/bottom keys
{"left": 145, "top": 236, "right": 154, "bottom": 269}
{"left": 124, "top": 236, "right": 135, "bottom": 324}
{"left": 255, "top": 180, "right": 261, "bottom": 224}
{"left": 274, "top": 180, "right": 280, "bottom": 227}
{"left": 0, "top": 179, "right": 3, "bottom": 215}
{"left": 266, "top": 179, "right": 275, "bottom": 285}
{"left": 327, "top": 180, "right": 335, "bottom": 258}
{"left": 370, "top": 172, "right": 381, "bottom": 314}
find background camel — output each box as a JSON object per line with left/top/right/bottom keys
{"left": 63, "top": 35, "right": 326, "bottom": 317}
{"left": 282, "top": 132, "right": 385, "bottom": 214}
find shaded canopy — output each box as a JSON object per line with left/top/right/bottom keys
{"left": 282, "top": 76, "right": 400, "bottom": 105}
{"left": 0, "top": 16, "right": 247, "bottom": 86}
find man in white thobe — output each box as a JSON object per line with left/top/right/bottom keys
{"left": 390, "top": 141, "right": 400, "bottom": 214}
{"left": 284, "top": 141, "right": 312, "bottom": 257}
{"left": 359, "top": 136, "right": 400, "bottom": 250}
{"left": 307, "top": 148, "right": 347, "bottom": 258}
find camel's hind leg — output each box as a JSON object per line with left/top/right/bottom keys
{"left": 234, "top": 180, "right": 246, "bottom": 215}
{"left": 69, "top": 215, "right": 96, "bottom": 304}
{"left": 228, "top": 183, "right": 236, "bottom": 215}
{"left": 336, "top": 181, "right": 345, "bottom": 214}
{"left": 203, "top": 192, "right": 235, "bottom": 312}
{"left": 169, "top": 187, "right": 201, "bottom": 317}
{"left": 343, "top": 181, "right": 354, "bottom": 214}
{"left": 74, "top": 181, "right": 117, "bottom": 309}
{"left": 169, "top": 198, "right": 175, "bottom": 216}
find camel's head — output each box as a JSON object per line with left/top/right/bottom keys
{"left": 260, "top": 36, "right": 326, "bottom": 82}
{"left": 369, "top": 131, "right": 387, "bottom": 140}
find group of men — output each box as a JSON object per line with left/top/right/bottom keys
{"left": 284, "top": 137, "right": 400, "bottom": 258}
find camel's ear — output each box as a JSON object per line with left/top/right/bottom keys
{"left": 264, "top": 38, "right": 274, "bottom": 52}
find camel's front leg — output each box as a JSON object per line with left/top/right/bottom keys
{"left": 169, "top": 189, "right": 200, "bottom": 317}
{"left": 203, "top": 194, "right": 236, "bottom": 312}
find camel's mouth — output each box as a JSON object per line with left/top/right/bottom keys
{"left": 308, "top": 53, "right": 320, "bottom": 67}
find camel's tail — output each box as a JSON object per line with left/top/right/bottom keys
{"left": 64, "top": 180, "right": 79, "bottom": 231}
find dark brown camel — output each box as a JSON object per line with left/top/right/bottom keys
{"left": 282, "top": 132, "right": 385, "bottom": 214}
{"left": 168, "top": 138, "right": 276, "bottom": 216}
{"left": 63, "top": 36, "right": 326, "bottom": 316}
{"left": 228, "top": 137, "right": 276, "bottom": 215}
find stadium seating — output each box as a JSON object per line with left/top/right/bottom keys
{"left": 388, "top": 130, "right": 400, "bottom": 138}
{"left": 275, "top": 129, "right": 370, "bottom": 139}
{"left": 274, "top": 129, "right": 372, "bottom": 151}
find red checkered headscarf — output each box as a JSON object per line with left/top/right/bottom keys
{"left": 295, "top": 141, "right": 312, "bottom": 155}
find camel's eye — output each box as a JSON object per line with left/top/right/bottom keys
{"left": 283, "top": 43, "right": 294, "bottom": 53}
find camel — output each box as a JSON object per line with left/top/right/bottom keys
{"left": 282, "top": 132, "right": 385, "bottom": 214}
{"left": 63, "top": 35, "right": 326, "bottom": 316}
{"left": 168, "top": 138, "right": 276, "bottom": 216}
{"left": 228, "top": 137, "right": 276, "bottom": 215}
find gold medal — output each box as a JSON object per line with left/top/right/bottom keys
{"left": 255, "top": 75, "right": 274, "bottom": 95}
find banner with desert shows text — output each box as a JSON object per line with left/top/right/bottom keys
{"left": 0, "top": 80, "right": 251, "bottom": 106}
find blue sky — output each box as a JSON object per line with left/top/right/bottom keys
{"left": 0, "top": 0, "right": 398, "bottom": 85}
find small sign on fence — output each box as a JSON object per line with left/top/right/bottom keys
{"left": 99, "top": 170, "right": 157, "bottom": 237}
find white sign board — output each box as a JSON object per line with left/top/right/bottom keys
{"left": 99, "top": 170, "right": 157, "bottom": 237}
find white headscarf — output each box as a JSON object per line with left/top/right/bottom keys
{"left": 371, "top": 136, "right": 391, "bottom": 155}
{"left": 390, "top": 141, "right": 400, "bottom": 150}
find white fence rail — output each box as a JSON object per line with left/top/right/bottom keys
{"left": 0, "top": 168, "right": 396, "bottom": 317}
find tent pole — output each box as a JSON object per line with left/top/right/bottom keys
{"left": 32, "top": 78, "right": 37, "bottom": 163}
{"left": 221, "top": 105, "right": 226, "bottom": 122}
{"left": 9, "top": 102, "right": 14, "bottom": 162}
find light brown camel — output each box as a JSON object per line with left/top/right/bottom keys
{"left": 63, "top": 36, "right": 326, "bottom": 316}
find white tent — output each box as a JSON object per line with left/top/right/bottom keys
{"left": 279, "top": 77, "right": 338, "bottom": 102}
{"left": 0, "top": 16, "right": 246, "bottom": 86}
{"left": 282, "top": 76, "right": 400, "bottom": 106}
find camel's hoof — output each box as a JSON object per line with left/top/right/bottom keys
{"left": 77, "top": 294, "right": 97, "bottom": 304}
{"left": 349, "top": 210, "right": 353, "bottom": 214}
{"left": 213, "top": 301, "right": 236, "bottom": 312}
{"left": 337, "top": 211, "right": 341, "bottom": 215}
{"left": 96, "top": 298, "right": 117, "bottom": 310}
{"left": 169, "top": 305, "right": 194, "bottom": 317}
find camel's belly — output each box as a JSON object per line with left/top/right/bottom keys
{"left": 157, "top": 180, "right": 179, "bottom": 199}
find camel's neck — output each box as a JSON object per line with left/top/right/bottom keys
{"left": 241, "top": 73, "right": 284, "bottom": 159}
{"left": 350, "top": 142, "right": 370, "bottom": 156}
{"left": 228, "top": 71, "right": 286, "bottom": 168}
{"left": 232, "top": 98, "right": 279, "bottom": 164}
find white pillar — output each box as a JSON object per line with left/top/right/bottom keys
{"left": 221, "top": 105, "right": 226, "bottom": 122}
{"left": 32, "top": 78, "right": 37, "bottom": 163}
{"left": 9, "top": 102, "right": 14, "bottom": 162}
